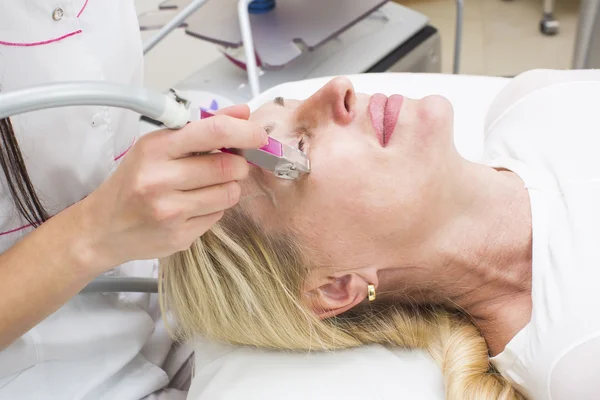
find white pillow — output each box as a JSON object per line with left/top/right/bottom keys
{"left": 248, "top": 73, "right": 510, "bottom": 162}
{"left": 189, "top": 338, "right": 444, "bottom": 400}
{"left": 187, "top": 73, "right": 511, "bottom": 400}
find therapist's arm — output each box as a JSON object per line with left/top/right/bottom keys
{"left": 0, "top": 105, "right": 267, "bottom": 350}
{"left": 0, "top": 206, "right": 102, "bottom": 350}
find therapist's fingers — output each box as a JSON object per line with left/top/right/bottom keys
{"left": 170, "top": 210, "right": 225, "bottom": 252}
{"left": 168, "top": 152, "right": 250, "bottom": 191}
{"left": 167, "top": 112, "right": 267, "bottom": 159}
{"left": 213, "top": 104, "right": 251, "bottom": 120}
{"left": 178, "top": 181, "right": 243, "bottom": 218}
{"left": 81, "top": 104, "right": 264, "bottom": 267}
{"left": 188, "top": 210, "right": 225, "bottom": 236}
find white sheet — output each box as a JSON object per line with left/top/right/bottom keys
{"left": 189, "top": 339, "right": 444, "bottom": 400}
{"left": 248, "top": 73, "right": 510, "bottom": 162}
{"left": 186, "top": 73, "right": 511, "bottom": 400}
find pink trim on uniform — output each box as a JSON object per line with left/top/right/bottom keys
{"left": 0, "top": 223, "right": 34, "bottom": 236}
{"left": 0, "top": 30, "right": 82, "bottom": 47}
{"left": 1, "top": 0, "right": 90, "bottom": 48}
{"left": 77, "top": 0, "right": 89, "bottom": 18}
{"left": 114, "top": 137, "right": 137, "bottom": 161}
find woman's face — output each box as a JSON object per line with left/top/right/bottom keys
{"left": 241, "top": 77, "right": 461, "bottom": 313}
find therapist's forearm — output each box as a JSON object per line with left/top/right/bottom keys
{"left": 0, "top": 203, "right": 105, "bottom": 350}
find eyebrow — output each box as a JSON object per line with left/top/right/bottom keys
{"left": 264, "top": 123, "right": 276, "bottom": 135}
{"left": 274, "top": 96, "right": 284, "bottom": 106}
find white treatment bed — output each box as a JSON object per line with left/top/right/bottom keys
{"left": 178, "top": 72, "right": 512, "bottom": 400}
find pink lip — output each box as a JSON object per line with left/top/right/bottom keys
{"left": 368, "top": 93, "right": 403, "bottom": 147}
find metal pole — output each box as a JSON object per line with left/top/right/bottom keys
{"left": 143, "top": 0, "right": 211, "bottom": 55}
{"left": 572, "top": 0, "right": 600, "bottom": 69}
{"left": 81, "top": 277, "right": 159, "bottom": 293}
{"left": 238, "top": 0, "right": 261, "bottom": 97}
{"left": 453, "top": 0, "right": 464, "bottom": 74}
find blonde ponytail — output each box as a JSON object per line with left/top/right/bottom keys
{"left": 160, "top": 208, "right": 526, "bottom": 400}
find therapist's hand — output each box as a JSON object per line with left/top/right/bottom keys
{"left": 77, "top": 104, "right": 267, "bottom": 272}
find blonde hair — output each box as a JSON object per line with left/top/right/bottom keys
{"left": 159, "top": 208, "right": 526, "bottom": 400}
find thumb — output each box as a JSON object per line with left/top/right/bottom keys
{"left": 213, "top": 104, "right": 251, "bottom": 120}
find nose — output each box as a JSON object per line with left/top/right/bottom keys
{"left": 299, "top": 77, "right": 356, "bottom": 125}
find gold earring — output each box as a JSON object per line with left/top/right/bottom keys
{"left": 367, "top": 284, "right": 376, "bottom": 302}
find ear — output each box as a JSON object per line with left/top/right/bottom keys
{"left": 304, "top": 273, "right": 373, "bottom": 320}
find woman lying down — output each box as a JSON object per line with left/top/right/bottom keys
{"left": 160, "top": 69, "right": 600, "bottom": 400}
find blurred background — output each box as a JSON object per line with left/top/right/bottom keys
{"left": 395, "top": 0, "right": 580, "bottom": 76}
{"left": 135, "top": 0, "right": 586, "bottom": 93}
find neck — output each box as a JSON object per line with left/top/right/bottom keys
{"left": 378, "top": 162, "right": 533, "bottom": 355}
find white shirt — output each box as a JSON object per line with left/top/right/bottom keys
{"left": 484, "top": 69, "right": 600, "bottom": 400}
{"left": 0, "top": 1, "right": 190, "bottom": 399}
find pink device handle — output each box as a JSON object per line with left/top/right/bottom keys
{"left": 200, "top": 109, "right": 283, "bottom": 157}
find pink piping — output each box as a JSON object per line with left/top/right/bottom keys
{"left": 114, "top": 138, "right": 136, "bottom": 161}
{"left": 0, "top": 1, "right": 97, "bottom": 237}
{"left": 0, "top": 30, "right": 82, "bottom": 47}
{"left": 0, "top": 223, "right": 34, "bottom": 237}
{"left": 1, "top": 0, "right": 89, "bottom": 48}
{"left": 0, "top": 139, "right": 132, "bottom": 235}
{"left": 77, "top": 0, "right": 89, "bottom": 18}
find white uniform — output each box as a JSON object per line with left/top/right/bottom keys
{"left": 0, "top": 1, "right": 191, "bottom": 399}
{"left": 484, "top": 69, "right": 600, "bottom": 400}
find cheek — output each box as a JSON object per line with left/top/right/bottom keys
{"left": 292, "top": 199, "right": 375, "bottom": 267}
{"left": 293, "top": 146, "right": 369, "bottom": 223}
{"left": 306, "top": 140, "right": 382, "bottom": 207}
{"left": 292, "top": 149, "right": 391, "bottom": 256}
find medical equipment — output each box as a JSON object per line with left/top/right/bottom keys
{"left": 503, "top": 0, "right": 558, "bottom": 35}
{"left": 504, "top": 0, "right": 559, "bottom": 36}
{"left": 0, "top": 81, "right": 307, "bottom": 293}
{"left": 540, "top": 0, "right": 559, "bottom": 36}
{"left": 0, "top": 82, "right": 310, "bottom": 181}
{"left": 573, "top": 0, "right": 600, "bottom": 69}
{"left": 139, "top": 1, "right": 456, "bottom": 102}
{"left": 81, "top": 277, "right": 159, "bottom": 293}
{"left": 223, "top": 140, "right": 310, "bottom": 180}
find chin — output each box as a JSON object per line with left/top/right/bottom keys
{"left": 418, "top": 95, "right": 454, "bottom": 123}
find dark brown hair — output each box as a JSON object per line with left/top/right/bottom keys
{"left": 0, "top": 117, "right": 49, "bottom": 227}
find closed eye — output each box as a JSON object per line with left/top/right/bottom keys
{"left": 298, "top": 137, "right": 305, "bottom": 151}
{"left": 297, "top": 128, "right": 310, "bottom": 152}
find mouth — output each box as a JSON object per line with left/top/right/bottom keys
{"left": 368, "top": 93, "right": 404, "bottom": 147}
